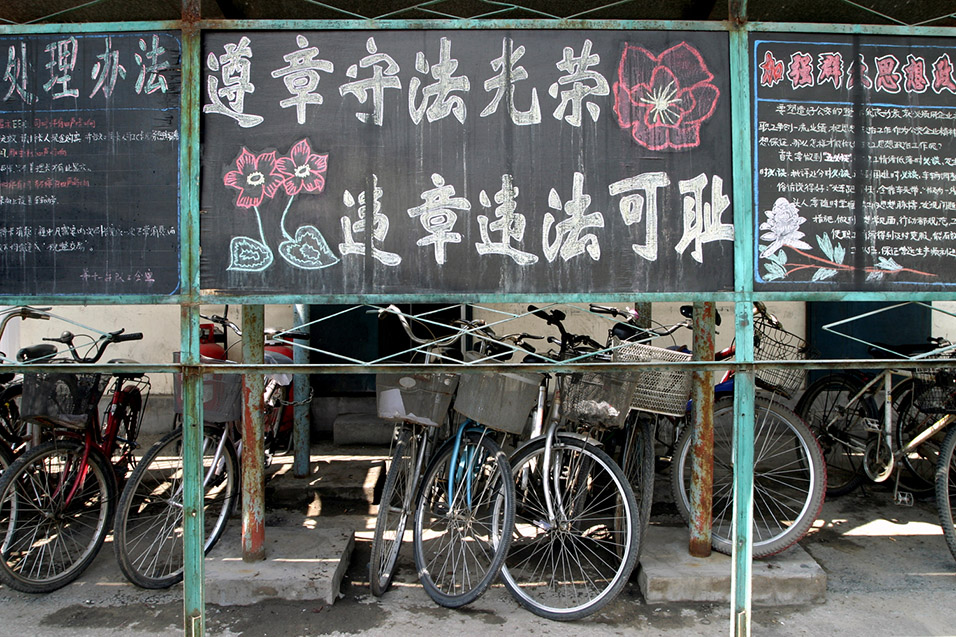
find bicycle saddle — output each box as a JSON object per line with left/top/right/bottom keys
{"left": 16, "top": 343, "right": 57, "bottom": 362}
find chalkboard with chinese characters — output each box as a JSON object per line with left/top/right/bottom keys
{"left": 753, "top": 33, "right": 956, "bottom": 291}
{"left": 200, "top": 30, "right": 734, "bottom": 296}
{"left": 0, "top": 32, "right": 181, "bottom": 297}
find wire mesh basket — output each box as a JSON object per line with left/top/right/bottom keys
{"left": 613, "top": 340, "right": 692, "bottom": 417}
{"left": 377, "top": 372, "right": 459, "bottom": 428}
{"left": 560, "top": 369, "right": 636, "bottom": 429}
{"left": 753, "top": 314, "right": 810, "bottom": 394}
{"left": 912, "top": 361, "right": 956, "bottom": 415}
{"left": 21, "top": 371, "right": 108, "bottom": 429}
{"left": 454, "top": 371, "right": 540, "bottom": 435}
{"left": 173, "top": 353, "right": 243, "bottom": 423}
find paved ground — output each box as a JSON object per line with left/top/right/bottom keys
{"left": 2, "top": 455, "right": 956, "bottom": 636}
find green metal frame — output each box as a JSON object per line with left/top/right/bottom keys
{"left": 2, "top": 11, "right": 955, "bottom": 637}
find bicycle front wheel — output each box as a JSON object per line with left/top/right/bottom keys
{"left": 935, "top": 425, "right": 956, "bottom": 563}
{"left": 0, "top": 438, "right": 116, "bottom": 593}
{"left": 795, "top": 373, "right": 872, "bottom": 496}
{"left": 892, "top": 378, "right": 942, "bottom": 497}
{"left": 413, "top": 429, "right": 514, "bottom": 608}
{"left": 113, "top": 425, "right": 239, "bottom": 589}
{"left": 673, "top": 396, "right": 826, "bottom": 557}
{"left": 369, "top": 427, "right": 418, "bottom": 596}
{"left": 502, "top": 434, "right": 640, "bottom": 621}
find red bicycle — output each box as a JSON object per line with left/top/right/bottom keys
{"left": 0, "top": 327, "right": 148, "bottom": 593}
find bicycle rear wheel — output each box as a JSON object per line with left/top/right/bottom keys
{"left": 0, "top": 438, "right": 116, "bottom": 593}
{"left": 413, "top": 429, "right": 514, "bottom": 608}
{"left": 935, "top": 426, "right": 956, "bottom": 563}
{"left": 113, "top": 425, "right": 239, "bottom": 589}
{"left": 673, "top": 395, "right": 826, "bottom": 557}
{"left": 369, "top": 427, "right": 417, "bottom": 596}
{"left": 892, "top": 378, "right": 942, "bottom": 497}
{"left": 619, "top": 412, "right": 656, "bottom": 560}
{"left": 0, "top": 382, "right": 24, "bottom": 454}
{"left": 795, "top": 373, "right": 872, "bottom": 496}
{"left": 502, "top": 434, "right": 639, "bottom": 621}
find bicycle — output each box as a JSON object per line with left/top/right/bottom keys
{"left": 0, "top": 306, "right": 54, "bottom": 459}
{"left": 0, "top": 326, "right": 147, "bottom": 593}
{"left": 796, "top": 338, "right": 956, "bottom": 502}
{"left": 499, "top": 304, "right": 640, "bottom": 621}
{"left": 369, "top": 305, "right": 516, "bottom": 608}
{"left": 112, "top": 314, "right": 310, "bottom": 589}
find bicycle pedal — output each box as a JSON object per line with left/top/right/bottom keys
{"left": 862, "top": 418, "right": 881, "bottom": 434}
{"left": 895, "top": 491, "right": 914, "bottom": 507}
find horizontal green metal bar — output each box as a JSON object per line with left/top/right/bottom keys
{"left": 196, "top": 18, "right": 734, "bottom": 31}
{"left": 0, "top": 295, "right": 186, "bottom": 306}
{"left": 0, "top": 21, "right": 182, "bottom": 34}
{"left": 198, "top": 292, "right": 742, "bottom": 305}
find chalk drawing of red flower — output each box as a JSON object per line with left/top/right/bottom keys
{"left": 223, "top": 148, "right": 285, "bottom": 208}
{"left": 613, "top": 42, "right": 720, "bottom": 151}
{"left": 275, "top": 139, "right": 328, "bottom": 196}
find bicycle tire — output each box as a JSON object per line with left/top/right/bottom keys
{"left": 935, "top": 426, "right": 956, "bottom": 563}
{"left": 0, "top": 382, "right": 24, "bottom": 453}
{"left": 413, "top": 429, "right": 514, "bottom": 608}
{"left": 891, "top": 378, "right": 942, "bottom": 497}
{"left": 615, "top": 412, "right": 655, "bottom": 561}
{"left": 672, "top": 395, "right": 826, "bottom": 558}
{"left": 0, "top": 438, "right": 116, "bottom": 593}
{"left": 795, "top": 373, "right": 872, "bottom": 496}
{"left": 113, "top": 425, "right": 239, "bottom": 589}
{"left": 501, "top": 434, "right": 640, "bottom": 621}
{"left": 369, "top": 427, "right": 417, "bottom": 596}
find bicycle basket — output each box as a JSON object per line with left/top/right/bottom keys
{"left": 560, "top": 370, "right": 636, "bottom": 429}
{"left": 21, "top": 371, "right": 108, "bottom": 429}
{"left": 613, "top": 340, "right": 692, "bottom": 417}
{"left": 173, "top": 353, "right": 243, "bottom": 423}
{"left": 377, "top": 373, "right": 459, "bottom": 427}
{"left": 913, "top": 365, "right": 956, "bottom": 415}
{"left": 453, "top": 371, "right": 540, "bottom": 436}
{"left": 753, "top": 314, "right": 809, "bottom": 394}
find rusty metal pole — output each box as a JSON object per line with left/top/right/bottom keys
{"left": 689, "top": 301, "right": 716, "bottom": 557}
{"left": 241, "top": 305, "right": 266, "bottom": 561}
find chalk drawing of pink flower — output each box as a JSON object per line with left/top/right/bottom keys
{"left": 275, "top": 139, "right": 328, "bottom": 196}
{"left": 759, "top": 197, "right": 812, "bottom": 258}
{"left": 613, "top": 42, "right": 720, "bottom": 151}
{"left": 223, "top": 148, "right": 285, "bottom": 208}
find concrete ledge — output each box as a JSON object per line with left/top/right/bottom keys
{"left": 639, "top": 525, "right": 826, "bottom": 605}
{"left": 204, "top": 525, "right": 354, "bottom": 606}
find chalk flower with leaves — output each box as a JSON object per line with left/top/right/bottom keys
{"left": 759, "top": 196, "right": 934, "bottom": 283}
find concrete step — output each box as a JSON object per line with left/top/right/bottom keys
{"left": 638, "top": 525, "right": 826, "bottom": 605}
{"left": 332, "top": 412, "right": 394, "bottom": 446}
{"left": 204, "top": 512, "right": 355, "bottom": 607}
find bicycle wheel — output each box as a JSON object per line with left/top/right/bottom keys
{"left": 413, "top": 429, "right": 514, "bottom": 608}
{"left": 892, "top": 378, "right": 942, "bottom": 497}
{"left": 502, "top": 434, "right": 640, "bottom": 621}
{"left": 936, "top": 426, "right": 956, "bottom": 563}
{"left": 616, "top": 412, "right": 656, "bottom": 561}
{"left": 0, "top": 438, "right": 116, "bottom": 593}
{"left": 0, "top": 382, "right": 24, "bottom": 453}
{"left": 113, "top": 425, "right": 239, "bottom": 589}
{"left": 673, "top": 395, "right": 826, "bottom": 558}
{"left": 795, "top": 373, "right": 873, "bottom": 496}
{"left": 369, "top": 427, "right": 417, "bottom": 596}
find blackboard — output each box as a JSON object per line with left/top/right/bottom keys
{"left": 0, "top": 32, "right": 181, "bottom": 297}
{"left": 753, "top": 33, "right": 956, "bottom": 291}
{"left": 200, "top": 30, "right": 734, "bottom": 296}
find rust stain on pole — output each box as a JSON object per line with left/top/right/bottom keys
{"left": 242, "top": 305, "right": 266, "bottom": 562}
{"left": 689, "top": 301, "right": 716, "bottom": 558}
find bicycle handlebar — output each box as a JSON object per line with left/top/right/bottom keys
{"left": 43, "top": 328, "right": 143, "bottom": 364}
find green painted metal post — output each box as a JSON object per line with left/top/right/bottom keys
{"left": 689, "top": 301, "right": 716, "bottom": 557}
{"left": 730, "top": 8, "right": 756, "bottom": 635}
{"left": 293, "top": 304, "right": 311, "bottom": 478}
{"left": 180, "top": 1, "right": 204, "bottom": 634}
{"left": 242, "top": 305, "right": 266, "bottom": 561}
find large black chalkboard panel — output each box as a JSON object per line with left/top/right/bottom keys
{"left": 200, "top": 31, "right": 734, "bottom": 296}
{"left": 753, "top": 33, "right": 956, "bottom": 291}
{"left": 0, "top": 32, "right": 181, "bottom": 297}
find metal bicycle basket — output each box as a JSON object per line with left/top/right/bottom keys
{"left": 377, "top": 372, "right": 459, "bottom": 428}
{"left": 173, "top": 353, "right": 243, "bottom": 423}
{"left": 560, "top": 367, "right": 636, "bottom": 429}
{"left": 613, "top": 339, "right": 692, "bottom": 418}
{"left": 21, "top": 371, "right": 109, "bottom": 430}
{"left": 453, "top": 370, "right": 540, "bottom": 436}
{"left": 912, "top": 356, "right": 956, "bottom": 415}
{"left": 753, "top": 313, "right": 810, "bottom": 395}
